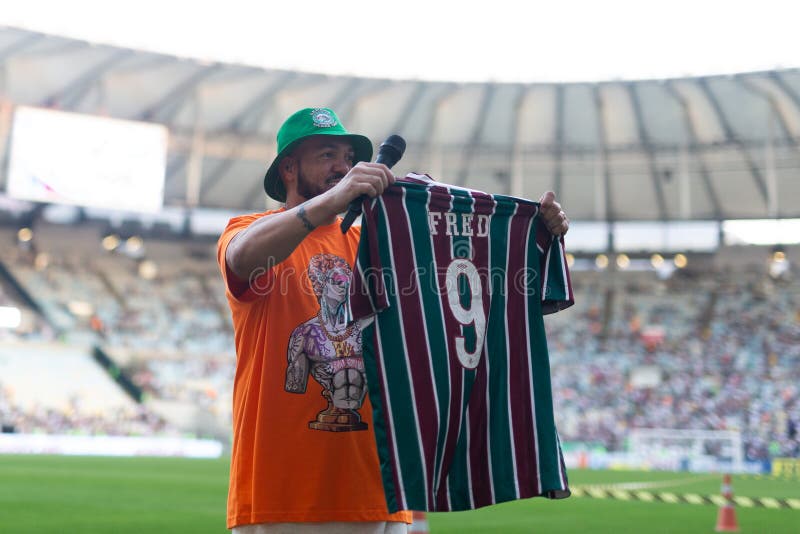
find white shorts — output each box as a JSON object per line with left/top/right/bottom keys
{"left": 233, "top": 521, "right": 408, "bottom": 534}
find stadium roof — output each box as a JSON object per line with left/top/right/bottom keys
{"left": 0, "top": 26, "right": 799, "bottom": 222}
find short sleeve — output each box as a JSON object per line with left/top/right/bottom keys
{"left": 348, "top": 198, "right": 390, "bottom": 321}
{"left": 536, "top": 220, "right": 575, "bottom": 315}
{"left": 217, "top": 213, "right": 275, "bottom": 303}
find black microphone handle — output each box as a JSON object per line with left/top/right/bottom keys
{"left": 340, "top": 197, "right": 365, "bottom": 233}
{"left": 340, "top": 135, "right": 405, "bottom": 233}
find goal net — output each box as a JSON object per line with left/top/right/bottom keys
{"left": 628, "top": 428, "right": 744, "bottom": 472}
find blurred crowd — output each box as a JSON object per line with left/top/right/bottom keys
{"left": 0, "top": 381, "right": 172, "bottom": 436}
{"left": 1, "top": 243, "right": 798, "bottom": 460}
{"left": 547, "top": 269, "right": 800, "bottom": 461}
{"left": 125, "top": 353, "right": 234, "bottom": 420}
{"left": 0, "top": 245, "right": 233, "bottom": 438}
{"left": 3, "top": 248, "right": 233, "bottom": 354}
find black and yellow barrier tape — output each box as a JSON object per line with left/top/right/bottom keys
{"left": 570, "top": 486, "right": 800, "bottom": 510}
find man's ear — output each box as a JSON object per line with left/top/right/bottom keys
{"left": 281, "top": 156, "right": 296, "bottom": 176}
{"left": 279, "top": 156, "right": 297, "bottom": 189}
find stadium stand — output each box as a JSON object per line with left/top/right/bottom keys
{"left": 0, "top": 342, "right": 170, "bottom": 436}
{"left": 1, "top": 221, "right": 797, "bottom": 465}
{"left": 0, "top": 27, "right": 797, "bottom": 466}
{"left": 0, "top": 224, "right": 233, "bottom": 439}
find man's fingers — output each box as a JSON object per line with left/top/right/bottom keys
{"left": 356, "top": 182, "right": 380, "bottom": 198}
{"left": 542, "top": 208, "right": 567, "bottom": 233}
{"left": 539, "top": 191, "right": 556, "bottom": 208}
{"left": 355, "top": 172, "right": 392, "bottom": 197}
{"left": 543, "top": 205, "right": 563, "bottom": 225}
{"left": 353, "top": 162, "right": 394, "bottom": 190}
{"left": 538, "top": 191, "right": 570, "bottom": 236}
{"left": 549, "top": 211, "right": 569, "bottom": 236}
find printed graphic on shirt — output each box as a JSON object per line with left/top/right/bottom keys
{"left": 285, "top": 253, "right": 368, "bottom": 432}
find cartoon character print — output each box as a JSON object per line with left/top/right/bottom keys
{"left": 284, "top": 254, "right": 368, "bottom": 431}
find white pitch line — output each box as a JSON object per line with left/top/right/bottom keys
{"left": 576, "top": 474, "right": 719, "bottom": 492}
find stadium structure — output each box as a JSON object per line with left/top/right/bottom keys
{"left": 0, "top": 25, "right": 797, "bottom": 479}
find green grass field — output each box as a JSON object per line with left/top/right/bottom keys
{"left": 1, "top": 455, "right": 797, "bottom": 533}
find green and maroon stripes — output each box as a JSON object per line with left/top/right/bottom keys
{"left": 446, "top": 187, "right": 485, "bottom": 510}
{"left": 526, "top": 217, "right": 570, "bottom": 495}
{"left": 405, "top": 186, "right": 453, "bottom": 510}
{"left": 505, "top": 203, "right": 543, "bottom": 498}
{"left": 483, "top": 196, "right": 519, "bottom": 504}
{"left": 373, "top": 192, "right": 432, "bottom": 511}
{"left": 350, "top": 203, "right": 381, "bottom": 318}
{"left": 540, "top": 230, "right": 574, "bottom": 314}
{"left": 367, "top": 318, "right": 406, "bottom": 511}
{"left": 428, "top": 185, "right": 466, "bottom": 511}
{"left": 380, "top": 188, "right": 441, "bottom": 511}
{"left": 464, "top": 189, "right": 495, "bottom": 510}
{"left": 359, "top": 198, "right": 407, "bottom": 512}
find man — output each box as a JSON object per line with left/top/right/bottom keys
{"left": 218, "top": 107, "right": 569, "bottom": 533}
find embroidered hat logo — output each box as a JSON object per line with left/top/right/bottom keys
{"left": 311, "top": 108, "right": 337, "bottom": 128}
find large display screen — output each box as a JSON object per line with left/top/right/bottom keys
{"left": 7, "top": 106, "right": 168, "bottom": 213}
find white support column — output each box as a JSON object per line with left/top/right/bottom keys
{"left": 431, "top": 145, "right": 443, "bottom": 182}
{"left": 732, "top": 432, "right": 744, "bottom": 473}
{"left": 679, "top": 146, "right": 691, "bottom": 219}
{"left": 510, "top": 145, "right": 524, "bottom": 197}
{"left": 0, "top": 65, "right": 11, "bottom": 187}
{"left": 96, "top": 78, "right": 108, "bottom": 116}
{"left": 185, "top": 91, "right": 205, "bottom": 208}
{"left": 765, "top": 110, "right": 778, "bottom": 218}
{"left": 427, "top": 94, "right": 447, "bottom": 181}
{"left": 0, "top": 99, "right": 12, "bottom": 163}
{"left": 594, "top": 150, "right": 606, "bottom": 221}
{"left": 0, "top": 100, "right": 11, "bottom": 190}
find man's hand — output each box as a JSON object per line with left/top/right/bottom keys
{"left": 322, "top": 162, "right": 396, "bottom": 214}
{"left": 539, "top": 191, "right": 569, "bottom": 236}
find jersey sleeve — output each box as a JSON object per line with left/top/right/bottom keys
{"left": 536, "top": 219, "right": 575, "bottom": 315}
{"left": 348, "top": 198, "right": 390, "bottom": 320}
{"left": 217, "top": 213, "right": 275, "bottom": 303}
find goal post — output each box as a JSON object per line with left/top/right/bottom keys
{"left": 628, "top": 428, "right": 744, "bottom": 473}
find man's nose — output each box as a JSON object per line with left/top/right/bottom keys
{"left": 332, "top": 157, "right": 351, "bottom": 174}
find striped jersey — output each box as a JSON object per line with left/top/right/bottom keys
{"left": 348, "top": 173, "right": 574, "bottom": 513}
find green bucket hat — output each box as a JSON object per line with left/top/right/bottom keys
{"left": 263, "top": 107, "right": 373, "bottom": 202}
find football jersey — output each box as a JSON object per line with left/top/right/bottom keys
{"left": 348, "top": 173, "right": 574, "bottom": 513}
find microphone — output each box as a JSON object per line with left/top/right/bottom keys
{"left": 340, "top": 134, "right": 406, "bottom": 233}
{"left": 374, "top": 134, "right": 406, "bottom": 168}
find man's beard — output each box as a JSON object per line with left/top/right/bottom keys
{"left": 296, "top": 164, "right": 345, "bottom": 201}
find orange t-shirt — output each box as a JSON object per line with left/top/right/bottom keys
{"left": 217, "top": 209, "right": 412, "bottom": 529}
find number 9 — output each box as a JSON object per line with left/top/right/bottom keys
{"left": 446, "top": 259, "right": 486, "bottom": 369}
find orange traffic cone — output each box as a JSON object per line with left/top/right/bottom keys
{"left": 715, "top": 473, "right": 739, "bottom": 532}
{"left": 409, "top": 511, "right": 429, "bottom": 534}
